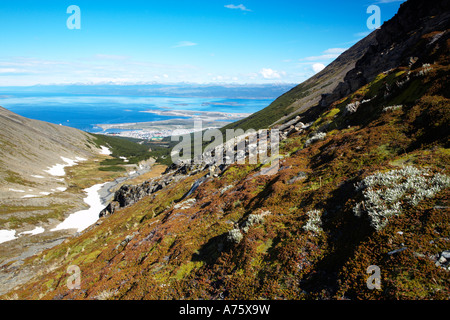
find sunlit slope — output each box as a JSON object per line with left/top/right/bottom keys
{"left": 2, "top": 0, "right": 450, "bottom": 301}
{"left": 5, "top": 30, "right": 450, "bottom": 300}
{"left": 0, "top": 106, "right": 98, "bottom": 190}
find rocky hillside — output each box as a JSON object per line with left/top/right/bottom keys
{"left": 0, "top": 107, "right": 158, "bottom": 295}
{"left": 2, "top": 0, "right": 449, "bottom": 300}
{"left": 0, "top": 106, "right": 102, "bottom": 198}
{"left": 225, "top": 0, "right": 450, "bottom": 131}
{"left": 0, "top": 106, "right": 153, "bottom": 212}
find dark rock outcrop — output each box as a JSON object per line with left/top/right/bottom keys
{"left": 99, "top": 176, "right": 177, "bottom": 218}
{"left": 319, "top": 0, "right": 450, "bottom": 108}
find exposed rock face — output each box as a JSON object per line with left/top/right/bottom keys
{"left": 319, "top": 0, "right": 450, "bottom": 108}
{"left": 99, "top": 175, "right": 181, "bottom": 218}
{"left": 226, "top": 0, "right": 450, "bottom": 131}
{"left": 435, "top": 251, "right": 450, "bottom": 270}
{"left": 223, "top": 31, "right": 379, "bottom": 130}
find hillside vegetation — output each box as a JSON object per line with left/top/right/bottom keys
{"left": 5, "top": 38, "right": 449, "bottom": 300}
{"left": 1, "top": 0, "right": 449, "bottom": 301}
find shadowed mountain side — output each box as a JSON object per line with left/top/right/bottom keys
{"left": 224, "top": 0, "right": 450, "bottom": 132}
{"left": 221, "top": 31, "right": 379, "bottom": 132}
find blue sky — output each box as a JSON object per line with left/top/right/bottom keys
{"left": 0, "top": 0, "right": 406, "bottom": 86}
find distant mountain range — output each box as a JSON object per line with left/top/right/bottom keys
{"left": 0, "top": 83, "right": 297, "bottom": 100}
{"left": 1, "top": 0, "right": 449, "bottom": 302}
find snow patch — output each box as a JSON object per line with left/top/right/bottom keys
{"left": 99, "top": 146, "right": 112, "bottom": 155}
{"left": 44, "top": 156, "right": 85, "bottom": 177}
{"left": 9, "top": 188, "right": 25, "bottom": 193}
{"left": 0, "top": 230, "right": 17, "bottom": 244}
{"left": 61, "top": 157, "right": 78, "bottom": 166}
{"left": 19, "top": 227, "right": 45, "bottom": 236}
{"left": 51, "top": 183, "right": 106, "bottom": 232}
{"left": 45, "top": 163, "right": 69, "bottom": 176}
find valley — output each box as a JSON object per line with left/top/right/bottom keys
{"left": 0, "top": 0, "right": 449, "bottom": 302}
{"left": 0, "top": 108, "right": 164, "bottom": 295}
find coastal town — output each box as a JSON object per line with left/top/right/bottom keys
{"left": 96, "top": 109, "right": 253, "bottom": 140}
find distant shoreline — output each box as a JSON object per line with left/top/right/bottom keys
{"left": 97, "top": 108, "right": 251, "bottom": 130}
{"left": 95, "top": 108, "right": 252, "bottom": 140}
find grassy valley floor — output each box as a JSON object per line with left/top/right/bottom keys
{"left": 0, "top": 147, "right": 164, "bottom": 296}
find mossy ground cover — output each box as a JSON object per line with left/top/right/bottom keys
{"left": 3, "top": 59, "right": 449, "bottom": 300}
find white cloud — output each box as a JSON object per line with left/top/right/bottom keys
{"left": 94, "top": 54, "right": 129, "bottom": 61}
{"left": 0, "top": 68, "right": 23, "bottom": 74}
{"left": 301, "top": 48, "right": 347, "bottom": 62}
{"left": 210, "top": 75, "right": 239, "bottom": 82}
{"left": 0, "top": 56, "right": 200, "bottom": 86}
{"left": 259, "top": 68, "right": 286, "bottom": 79}
{"left": 323, "top": 48, "right": 347, "bottom": 55}
{"left": 375, "top": 0, "right": 406, "bottom": 3}
{"left": 354, "top": 31, "right": 372, "bottom": 38}
{"left": 212, "top": 75, "right": 224, "bottom": 81}
{"left": 172, "top": 41, "right": 198, "bottom": 48}
{"left": 312, "top": 63, "right": 325, "bottom": 73}
{"left": 224, "top": 4, "right": 252, "bottom": 12}
{"left": 0, "top": 56, "right": 298, "bottom": 85}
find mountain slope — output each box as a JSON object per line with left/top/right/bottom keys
{"left": 0, "top": 107, "right": 154, "bottom": 202}
{"left": 0, "top": 107, "right": 158, "bottom": 295}
{"left": 0, "top": 106, "right": 99, "bottom": 193}
{"left": 7, "top": 55, "right": 449, "bottom": 300}
{"left": 2, "top": 0, "right": 450, "bottom": 300}
{"left": 225, "top": 0, "right": 450, "bottom": 132}
{"left": 222, "top": 31, "right": 378, "bottom": 132}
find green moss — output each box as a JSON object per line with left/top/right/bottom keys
{"left": 221, "top": 165, "right": 256, "bottom": 184}
{"left": 324, "top": 108, "right": 340, "bottom": 119}
{"left": 0, "top": 204, "right": 74, "bottom": 229}
{"left": 366, "top": 73, "right": 388, "bottom": 98}
{"left": 388, "top": 78, "right": 430, "bottom": 106}
{"left": 376, "top": 144, "right": 395, "bottom": 157}
{"left": 44, "top": 279, "right": 55, "bottom": 290}
{"left": 256, "top": 239, "right": 273, "bottom": 254}
{"left": 98, "top": 166, "right": 127, "bottom": 172}
{"left": 79, "top": 249, "right": 103, "bottom": 265}
{"left": 4, "top": 170, "right": 36, "bottom": 187}
{"left": 173, "top": 261, "right": 204, "bottom": 280}
{"left": 389, "top": 153, "right": 419, "bottom": 167}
